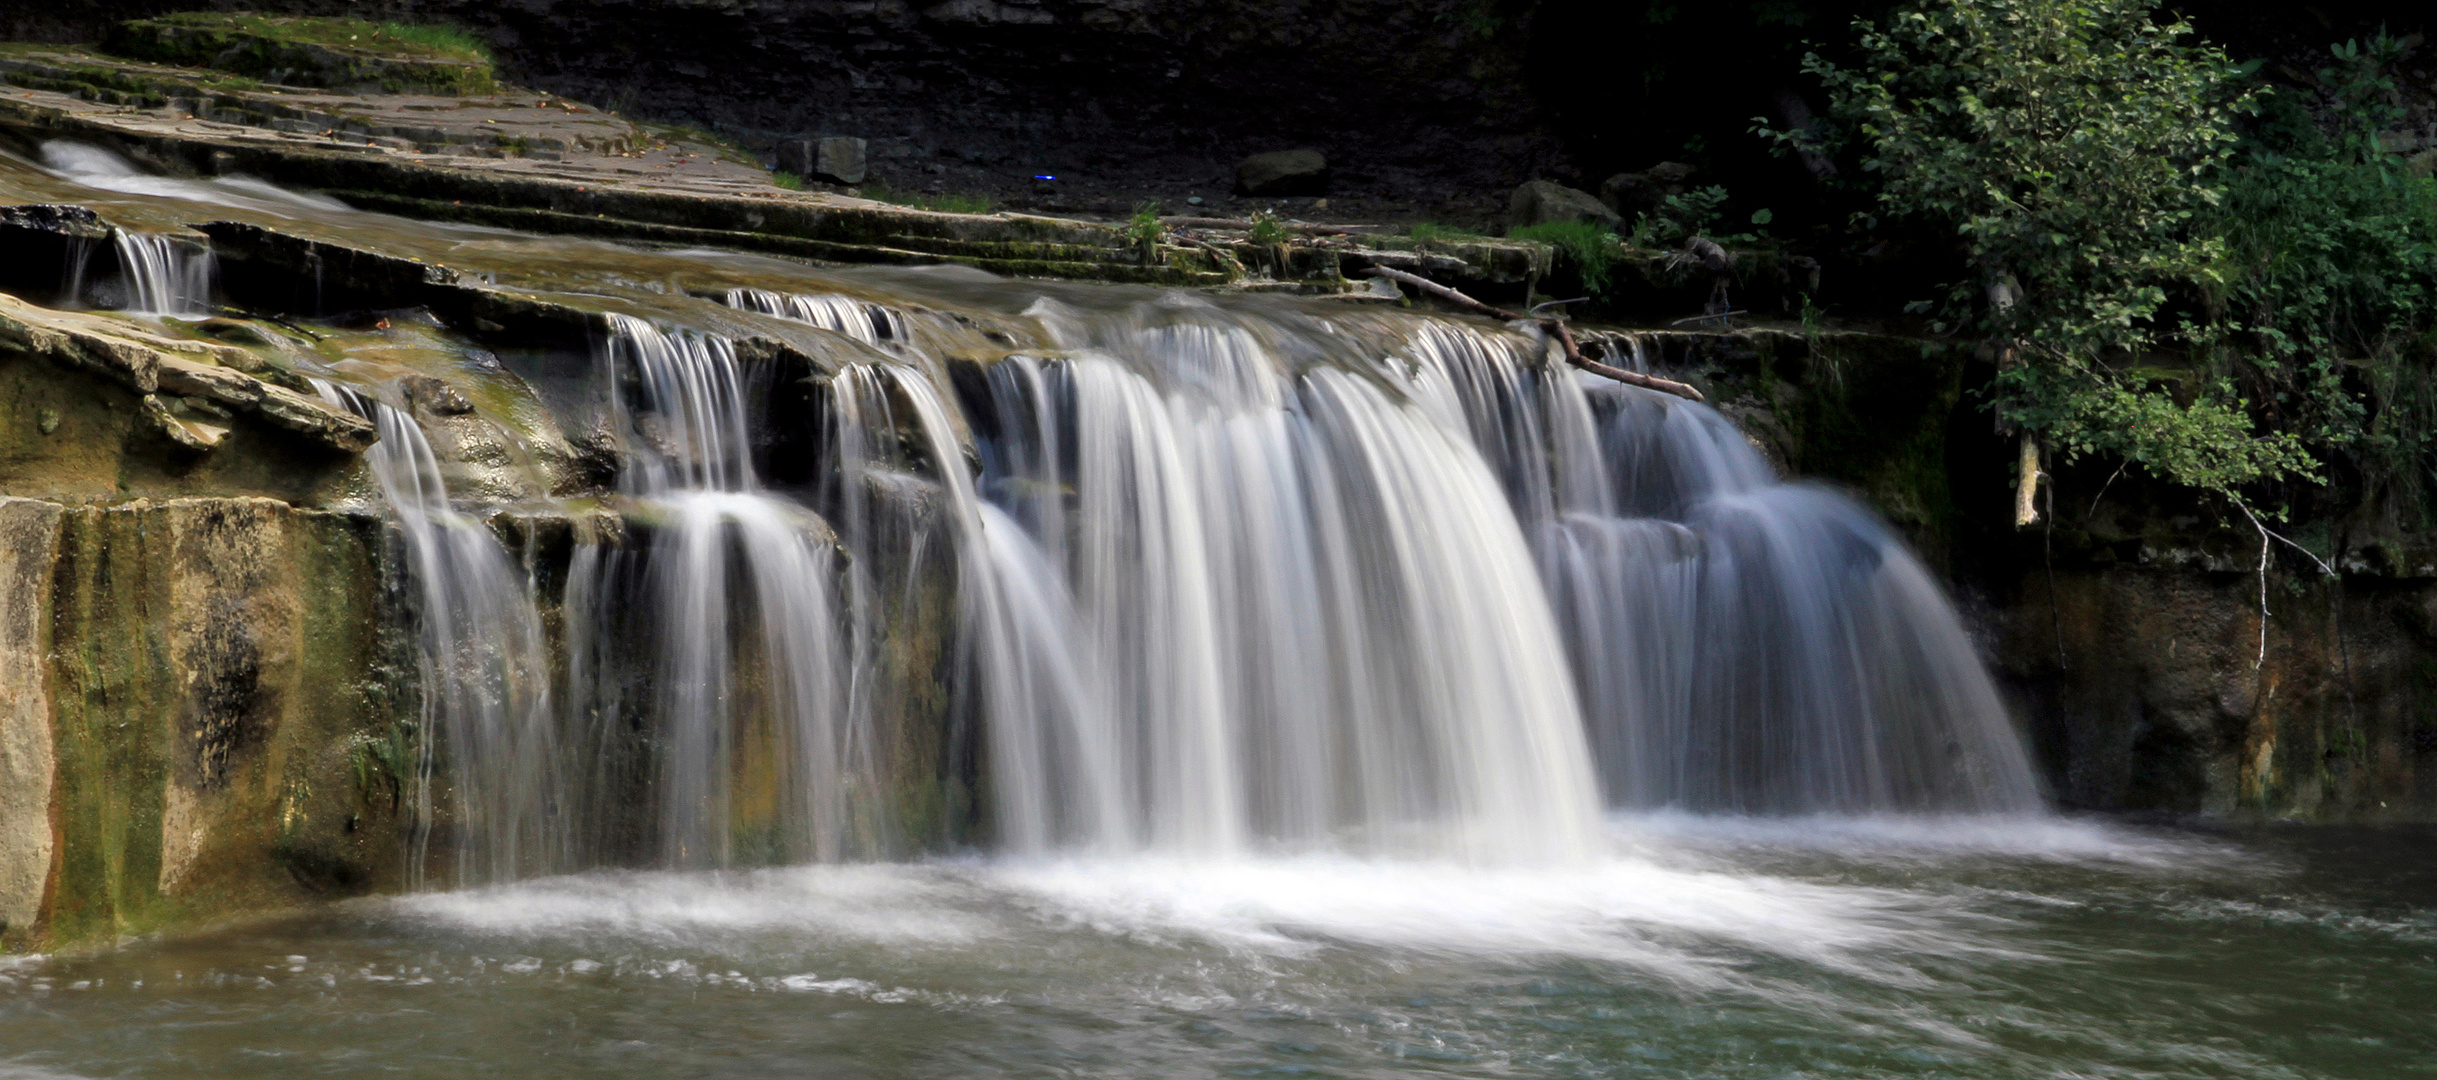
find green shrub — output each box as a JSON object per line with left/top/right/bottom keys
{"left": 1247, "top": 211, "right": 1288, "bottom": 245}
{"left": 1631, "top": 186, "right": 1730, "bottom": 247}
{"left": 2205, "top": 34, "right": 2437, "bottom": 518}
{"left": 1775, "top": 0, "right": 2311, "bottom": 501}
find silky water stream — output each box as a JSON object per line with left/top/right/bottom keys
{"left": 2, "top": 145, "right": 2432, "bottom": 1079}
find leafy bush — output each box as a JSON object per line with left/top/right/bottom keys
{"left": 2206, "top": 35, "right": 2437, "bottom": 518}
{"left": 1776, "top": 0, "right": 2312, "bottom": 500}
{"left": 1629, "top": 185, "right": 1731, "bottom": 247}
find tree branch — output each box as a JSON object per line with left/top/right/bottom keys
{"left": 1362, "top": 267, "right": 1707, "bottom": 403}
{"left": 1547, "top": 320, "right": 1707, "bottom": 403}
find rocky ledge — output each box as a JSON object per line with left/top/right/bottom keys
{"left": 0, "top": 34, "right": 1562, "bottom": 297}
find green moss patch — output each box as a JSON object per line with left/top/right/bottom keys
{"left": 104, "top": 13, "right": 497, "bottom": 96}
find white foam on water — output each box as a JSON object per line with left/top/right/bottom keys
{"left": 386, "top": 818, "right": 2083, "bottom": 995}
{"left": 390, "top": 863, "right": 999, "bottom": 947}
{"left": 1608, "top": 811, "right": 2243, "bottom": 870}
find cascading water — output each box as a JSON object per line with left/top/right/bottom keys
{"left": 957, "top": 303, "right": 1606, "bottom": 862}
{"left": 312, "top": 382, "right": 563, "bottom": 886}
{"left": 564, "top": 314, "right": 864, "bottom": 869}
{"left": 726, "top": 287, "right": 907, "bottom": 346}
{"left": 735, "top": 288, "right": 2037, "bottom": 858}
{"left": 327, "top": 281, "right": 2039, "bottom": 887}
{"left": 1395, "top": 322, "right": 2042, "bottom": 814}
{"left": 109, "top": 229, "right": 214, "bottom": 315}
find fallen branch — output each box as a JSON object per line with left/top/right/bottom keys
{"left": 1362, "top": 267, "right": 1706, "bottom": 403}
{"left": 1548, "top": 320, "right": 1707, "bottom": 403}
{"left": 1670, "top": 310, "right": 1749, "bottom": 326}
{"left": 1162, "top": 216, "right": 1383, "bottom": 236}
{"left": 1176, "top": 235, "right": 1246, "bottom": 280}
{"left": 1362, "top": 266, "right": 1520, "bottom": 319}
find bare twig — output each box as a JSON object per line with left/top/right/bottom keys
{"left": 2232, "top": 499, "right": 2338, "bottom": 669}
{"left": 1670, "top": 310, "right": 1750, "bottom": 326}
{"left": 1365, "top": 267, "right": 1706, "bottom": 402}
{"left": 1362, "top": 266, "right": 1520, "bottom": 319}
{"left": 1162, "top": 216, "right": 1383, "bottom": 235}
{"left": 2085, "top": 460, "right": 2129, "bottom": 523}
{"left": 1530, "top": 297, "right": 1590, "bottom": 314}
{"left": 1176, "top": 235, "right": 1246, "bottom": 280}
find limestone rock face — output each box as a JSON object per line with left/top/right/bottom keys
{"left": 1507, "top": 180, "right": 1619, "bottom": 230}
{"left": 0, "top": 498, "right": 62, "bottom": 947}
{"left": 1, "top": 495, "right": 419, "bottom": 951}
{"left": 1235, "top": 149, "right": 1329, "bottom": 196}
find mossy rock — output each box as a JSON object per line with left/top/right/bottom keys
{"left": 103, "top": 13, "right": 496, "bottom": 96}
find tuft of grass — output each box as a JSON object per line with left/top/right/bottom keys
{"left": 144, "top": 13, "right": 490, "bottom": 62}
{"left": 773, "top": 170, "right": 804, "bottom": 190}
{"left": 1126, "top": 201, "right": 1167, "bottom": 259}
{"left": 371, "top": 20, "right": 490, "bottom": 61}
{"left": 1247, "top": 210, "right": 1288, "bottom": 245}
{"left": 1408, "top": 221, "right": 1488, "bottom": 243}
{"left": 1509, "top": 220, "right": 1621, "bottom": 294}
{"left": 860, "top": 184, "right": 997, "bottom": 213}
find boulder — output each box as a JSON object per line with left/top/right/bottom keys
{"left": 1235, "top": 149, "right": 1330, "bottom": 196}
{"left": 779, "top": 137, "right": 869, "bottom": 185}
{"left": 1507, "top": 181, "right": 1620, "bottom": 230}
{"left": 1599, "top": 161, "right": 1697, "bottom": 216}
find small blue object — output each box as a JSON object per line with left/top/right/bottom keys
{"left": 1033, "top": 174, "right": 1057, "bottom": 180}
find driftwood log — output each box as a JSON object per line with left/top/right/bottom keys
{"left": 1161, "top": 216, "right": 1382, "bottom": 236}
{"left": 1361, "top": 267, "right": 1706, "bottom": 403}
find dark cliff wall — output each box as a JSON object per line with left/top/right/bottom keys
{"left": 8, "top": 0, "right": 2427, "bottom": 213}
{"left": 7, "top": 0, "right": 1566, "bottom": 205}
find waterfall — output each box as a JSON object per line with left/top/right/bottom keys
{"left": 568, "top": 314, "right": 862, "bottom": 868}
{"left": 109, "top": 230, "right": 215, "bottom": 315}
{"left": 341, "top": 285, "right": 2040, "bottom": 886}
{"left": 726, "top": 287, "right": 906, "bottom": 346}
{"left": 312, "top": 382, "right": 563, "bottom": 887}
{"left": 953, "top": 307, "right": 1605, "bottom": 862}
{"left": 1397, "top": 323, "right": 2042, "bottom": 814}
